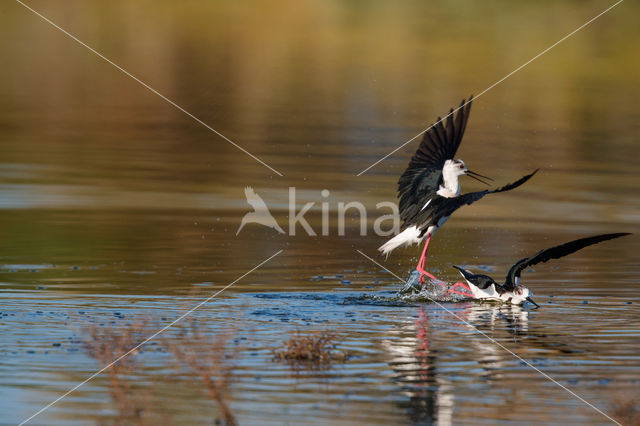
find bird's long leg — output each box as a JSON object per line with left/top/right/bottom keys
{"left": 416, "top": 234, "right": 437, "bottom": 284}
{"left": 443, "top": 282, "right": 474, "bottom": 298}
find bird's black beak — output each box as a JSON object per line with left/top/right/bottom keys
{"left": 526, "top": 296, "right": 540, "bottom": 308}
{"left": 466, "top": 170, "right": 493, "bottom": 185}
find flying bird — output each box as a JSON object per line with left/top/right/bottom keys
{"left": 236, "top": 186, "right": 285, "bottom": 235}
{"left": 379, "top": 96, "right": 537, "bottom": 283}
{"left": 452, "top": 233, "right": 631, "bottom": 306}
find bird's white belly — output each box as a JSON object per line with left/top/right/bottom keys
{"left": 436, "top": 185, "right": 459, "bottom": 198}
{"left": 378, "top": 225, "right": 424, "bottom": 256}
{"left": 465, "top": 280, "right": 530, "bottom": 305}
{"left": 467, "top": 282, "right": 501, "bottom": 300}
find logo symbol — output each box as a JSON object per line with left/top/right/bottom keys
{"left": 236, "top": 187, "right": 285, "bottom": 235}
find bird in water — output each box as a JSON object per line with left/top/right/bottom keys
{"left": 451, "top": 233, "right": 631, "bottom": 306}
{"left": 379, "top": 96, "right": 538, "bottom": 284}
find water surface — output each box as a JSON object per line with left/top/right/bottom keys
{"left": 1, "top": 0, "right": 639, "bottom": 424}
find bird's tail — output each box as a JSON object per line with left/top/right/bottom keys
{"left": 452, "top": 265, "right": 474, "bottom": 280}
{"left": 378, "top": 226, "right": 421, "bottom": 257}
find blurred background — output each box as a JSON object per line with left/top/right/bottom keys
{"left": 1, "top": 0, "right": 639, "bottom": 291}
{"left": 1, "top": 0, "right": 639, "bottom": 424}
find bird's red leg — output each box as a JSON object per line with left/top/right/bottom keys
{"left": 416, "top": 234, "right": 436, "bottom": 284}
{"left": 443, "top": 282, "right": 474, "bottom": 298}
{"left": 454, "top": 281, "right": 472, "bottom": 293}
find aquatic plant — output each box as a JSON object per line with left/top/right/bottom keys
{"left": 168, "top": 322, "right": 237, "bottom": 426}
{"left": 84, "top": 321, "right": 153, "bottom": 425}
{"left": 272, "top": 329, "right": 346, "bottom": 365}
{"left": 611, "top": 393, "right": 640, "bottom": 425}
{"left": 85, "top": 316, "right": 237, "bottom": 425}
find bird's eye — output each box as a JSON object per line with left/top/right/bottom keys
{"left": 517, "top": 289, "right": 522, "bottom": 295}
{"left": 459, "top": 164, "right": 464, "bottom": 169}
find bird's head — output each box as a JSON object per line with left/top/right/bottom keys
{"left": 447, "top": 159, "right": 492, "bottom": 185}
{"left": 500, "top": 286, "right": 539, "bottom": 308}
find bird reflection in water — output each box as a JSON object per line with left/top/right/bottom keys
{"left": 381, "top": 304, "right": 529, "bottom": 424}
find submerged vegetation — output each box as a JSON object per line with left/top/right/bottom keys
{"left": 84, "top": 319, "right": 238, "bottom": 425}
{"left": 84, "top": 319, "right": 350, "bottom": 424}
{"left": 611, "top": 393, "right": 640, "bottom": 426}
{"left": 168, "top": 322, "right": 237, "bottom": 426}
{"left": 85, "top": 321, "right": 154, "bottom": 425}
{"left": 272, "top": 329, "right": 347, "bottom": 366}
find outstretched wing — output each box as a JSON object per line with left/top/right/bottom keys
{"left": 503, "top": 233, "right": 631, "bottom": 290}
{"left": 244, "top": 186, "right": 269, "bottom": 212}
{"left": 398, "top": 97, "right": 473, "bottom": 224}
{"left": 424, "top": 169, "right": 538, "bottom": 228}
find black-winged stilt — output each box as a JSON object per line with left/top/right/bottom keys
{"left": 378, "top": 96, "right": 537, "bottom": 283}
{"left": 451, "top": 233, "right": 631, "bottom": 306}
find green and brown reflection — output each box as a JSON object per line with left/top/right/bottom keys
{"left": 1, "top": 0, "right": 639, "bottom": 189}
{"left": 1, "top": 2, "right": 640, "bottom": 424}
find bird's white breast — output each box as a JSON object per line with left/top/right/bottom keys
{"left": 436, "top": 186, "right": 459, "bottom": 198}
{"left": 465, "top": 280, "right": 501, "bottom": 300}
{"left": 464, "top": 279, "right": 531, "bottom": 305}
{"left": 439, "top": 163, "right": 462, "bottom": 198}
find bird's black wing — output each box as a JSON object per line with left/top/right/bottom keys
{"left": 452, "top": 265, "right": 496, "bottom": 290}
{"left": 398, "top": 97, "right": 473, "bottom": 224}
{"left": 503, "top": 233, "right": 631, "bottom": 290}
{"left": 425, "top": 169, "right": 538, "bottom": 229}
